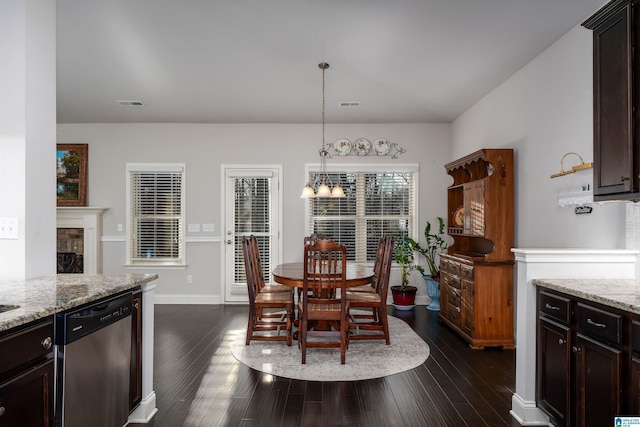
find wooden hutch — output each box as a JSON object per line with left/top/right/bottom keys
{"left": 439, "top": 148, "right": 514, "bottom": 349}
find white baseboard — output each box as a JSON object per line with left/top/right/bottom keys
{"left": 154, "top": 294, "right": 222, "bottom": 305}
{"left": 128, "top": 392, "right": 158, "bottom": 424}
{"left": 510, "top": 393, "right": 550, "bottom": 426}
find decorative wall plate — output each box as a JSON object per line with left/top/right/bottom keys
{"left": 453, "top": 206, "right": 464, "bottom": 226}
{"left": 373, "top": 138, "right": 391, "bottom": 155}
{"left": 334, "top": 138, "right": 352, "bottom": 156}
{"left": 354, "top": 138, "right": 372, "bottom": 155}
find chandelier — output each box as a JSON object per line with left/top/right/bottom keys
{"left": 300, "top": 62, "right": 345, "bottom": 198}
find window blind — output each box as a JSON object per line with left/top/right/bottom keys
{"left": 127, "top": 164, "right": 185, "bottom": 265}
{"left": 308, "top": 169, "right": 415, "bottom": 262}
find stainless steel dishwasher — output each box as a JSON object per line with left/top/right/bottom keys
{"left": 54, "top": 291, "right": 132, "bottom": 427}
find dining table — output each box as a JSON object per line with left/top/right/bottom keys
{"left": 271, "top": 262, "right": 375, "bottom": 293}
{"left": 271, "top": 262, "right": 375, "bottom": 337}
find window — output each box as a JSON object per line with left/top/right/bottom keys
{"left": 306, "top": 164, "right": 417, "bottom": 262}
{"left": 126, "top": 163, "right": 186, "bottom": 266}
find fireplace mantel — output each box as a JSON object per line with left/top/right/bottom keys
{"left": 56, "top": 207, "right": 107, "bottom": 274}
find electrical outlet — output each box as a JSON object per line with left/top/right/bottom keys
{"left": 187, "top": 274, "right": 193, "bottom": 284}
{"left": 188, "top": 224, "right": 200, "bottom": 232}
{"left": 0, "top": 217, "right": 18, "bottom": 239}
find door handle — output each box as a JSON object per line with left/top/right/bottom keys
{"left": 227, "top": 240, "right": 233, "bottom": 245}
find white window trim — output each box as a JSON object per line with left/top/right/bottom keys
{"left": 303, "top": 163, "right": 420, "bottom": 262}
{"left": 125, "top": 162, "right": 187, "bottom": 268}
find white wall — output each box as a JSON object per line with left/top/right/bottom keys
{"left": 452, "top": 25, "right": 625, "bottom": 249}
{"left": 57, "top": 123, "right": 451, "bottom": 302}
{"left": 0, "top": 0, "right": 56, "bottom": 280}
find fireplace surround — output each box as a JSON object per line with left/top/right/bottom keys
{"left": 56, "top": 207, "right": 107, "bottom": 274}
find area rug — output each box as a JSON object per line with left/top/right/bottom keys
{"left": 229, "top": 314, "right": 430, "bottom": 381}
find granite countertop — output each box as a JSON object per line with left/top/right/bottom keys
{"left": 0, "top": 273, "right": 158, "bottom": 332}
{"left": 534, "top": 278, "right": 640, "bottom": 315}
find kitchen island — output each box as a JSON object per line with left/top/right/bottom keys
{"left": 534, "top": 278, "right": 640, "bottom": 426}
{"left": 510, "top": 248, "right": 639, "bottom": 426}
{"left": 0, "top": 273, "right": 158, "bottom": 424}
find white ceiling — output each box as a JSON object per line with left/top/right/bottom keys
{"left": 56, "top": 0, "right": 607, "bottom": 124}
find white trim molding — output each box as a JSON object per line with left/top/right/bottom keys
{"left": 56, "top": 207, "right": 108, "bottom": 274}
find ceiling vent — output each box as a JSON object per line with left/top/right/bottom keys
{"left": 116, "top": 100, "right": 144, "bottom": 106}
{"left": 339, "top": 101, "right": 361, "bottom": 107}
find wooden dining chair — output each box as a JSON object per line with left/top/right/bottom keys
{"left": 346, "top": 236, "right": 394, "bottom": 344}
{"left": 245, "top": 235, "right": 294, "bottom": 294}
{"left": 303, "top": 233, "right": 329, "bottom": 245}
{"left": 298, "top": 239, "right": 350, "bottom": 364}
{"left": 242, "top": 236, "right": 293, "bottom": 346}
{"left": 349, "top": 236, "right": 388, "bottom": 294}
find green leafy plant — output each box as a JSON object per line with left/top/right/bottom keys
{"left": 393, "top": 236, "right": 424, "bottom": 289}
{"left": 393, "top": 217, "right": 449, "bottom": 287}
{"left": 415, "top": 217, "right": 449, "bottom": 278}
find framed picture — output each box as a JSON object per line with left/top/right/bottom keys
{"left": 56, "top": 144, "right": 88, "bottom": 206}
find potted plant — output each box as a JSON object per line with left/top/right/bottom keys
{"left": 391, "top": 236, "right": 424, "bottom": 310}
{"left": 414, "top": 217, "right": 449, "bottom": 311}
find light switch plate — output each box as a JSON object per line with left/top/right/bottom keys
{"left": 188, "top": 223, "right": 200, "bottom": 232}
{"left": 0, "top": 217, "right": 18, "bottom": 239}
{"left": 203, "top": 223, "right": 215, "bottom": 232}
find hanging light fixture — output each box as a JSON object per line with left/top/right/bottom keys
{"left": 300, "top": 62, "right": 345, "bottom": 198}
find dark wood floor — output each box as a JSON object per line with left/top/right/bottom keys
{"left": 130, "top": 305, "right": 520, "bottom": 427}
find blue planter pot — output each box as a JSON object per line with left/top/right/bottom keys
{"left": 424, "top": 274, "right": 440, "bottom": 311}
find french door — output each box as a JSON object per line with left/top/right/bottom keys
{"left": 222, "top": 166, "right": 282, "bottom": 303}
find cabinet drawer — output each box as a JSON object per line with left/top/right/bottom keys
{"left": 460, "top": 263, "right": 474, "bottom": 280}
{"left": 576, "top": 303, "right": 622, "bottom": 345}
{"left": 0, "top": 319, "right": 54, "bottom": 378}
{"left": 448, "top": 261, "right": 461, "bottom": 274}
{"left": 633, "top": 320, "right": 640, "bottom": 353}
{"left": 447, "top": 304, "right": 461, "bottom": 326}
{"left": 444, "top": 273, "right": 461, "bottom": 290}
{"left": 448, "top": 288, "right": 460, "bottom": 308}
{"left": 539, "top": 291, "right": 570, "bottom": 325}
{"left": 440, "top": 258, "right": 449, "bottom": 272}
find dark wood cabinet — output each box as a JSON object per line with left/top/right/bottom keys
{"left": 537, "top": 288, "right": 631, "bottom": 427}
{"left": 574, "top": 334, "right": 622, "bottom": 427}
{"left": 538, "top": 317, "right": 571, "bottom": 426}
{"left": 439, "top": 149, "right": 514, "bottom": 348}
{"left": 632, "top": 320, "right": 640, "bottom": 413}
{"left": 583, "top": 0, "right": 640, "bottom": 201}
{"left": 129, "top": 289, "right": 143, "bottom": 412}
{"left": 0, "top": 318, "right": 54, "bottom": 427}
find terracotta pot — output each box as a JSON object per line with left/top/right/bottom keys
{"left": 390, "top": 285, "right": 417, "bottom": 306}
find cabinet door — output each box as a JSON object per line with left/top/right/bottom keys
{"left": 463, "top": 180, "right": 485, "bottom": 235}
{"left": 129, "top": 291, "right": 143, "bottom": 411}
{"left": 471, "top": 180, "right": 485, "bottom": 235}
{"left": 538, "top": 317, "right": 571, "bottom": 427}
{"left": 460, "top": 278, "right": 474, "bottom": 336}
{"left": 0, "top": 359, "right": 54, "bottom": 427}
{"left": 632, "top": 356, "right": 640, "bottom": 415}
{"left": 574, "top": 334, "right": 622, "bottom": 427}
{"left": 463, "top": 184, "right": 473, "bottom": 235}
{"left": 593, "top": 4, "right": 634, "bottom": 198}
